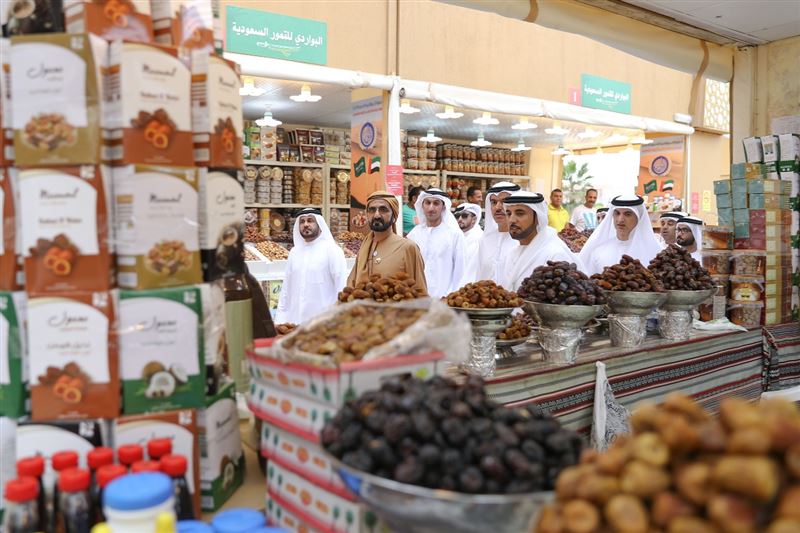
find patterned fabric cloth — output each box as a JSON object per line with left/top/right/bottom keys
{"left": 763, "top": 323, "right": 800, "bottom": 390}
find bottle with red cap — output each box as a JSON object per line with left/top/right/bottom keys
{"left": 86, "top": 447, "right": 113, "bottom": 524}
{"left": 57, "top": 468, "right": 91, "bottom": 533}
{"left": 159, "top": 454, "right": 194, "bottom": 521}
{"left": 16, "top": 456, "right": 46, "bottom": 532}
{"left": 131, "top": 460, "right": 162, "bottom": 474}
{"left": 51, "top": 451, "right": 79, "bottom": 533}
{"left": 3, "top": 476, "right": 39, "bottom": 533}
{"left": 117, "top": 444, "right": 144, "bottom": 471}
{"left": 147, "top": 438, "right": 172, "bottom": 461}
{"left": 94, "top": 464, "right": 127, "bottom": 523}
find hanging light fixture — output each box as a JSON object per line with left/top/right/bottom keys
{"left": 289, "top": 84, "right": 321, "bottom": 102}
{"left": 421, "top": 128, "right": 441, "bottom": 143}
{"left": 551, "top": 145, "right": 571, "bottom": 156}
{"left": 470, "top": 132, "right": 492, "bottom": 147}
{"left": 510, "top": 137, "right": 531, "bottom": 152}
{"left": 399, "top": 99, "right": 420, "bottom": 114}
{"left": 239, "top": 77, "right": 265, "bottom": 96}
{"left": 473, "top": 112, "right": 499, "bottom": 126}
{"left": 435, "top": 105, "right": 463, "bottom": 119}
{"left": 545, "top": 125, "right": 569, "bottom": 136}
{"left": 255, "top": 107, "right": 282, "bottom": 127}
{"left": 577, "top": 128, "right": 602, "bottom": 139}
{"left": 511, "top": 117, "right": 537, "bottom": 130}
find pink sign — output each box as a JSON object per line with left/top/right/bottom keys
{"left": 385, "top": 165, "right": 404, "bottom": 195}
{"left": 691, "top": 192, "right": 700, "bottom": 214}
{"left": 568, "top": 87, "right": 581, "bottom": 105}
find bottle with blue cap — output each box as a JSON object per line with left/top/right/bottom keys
{"left": 210, "top": 508, "right": 266, "bottom": 533}
{"left": 177, "top": 519, "right": 214, "bottom": 533}
{"left": 102, "top": 472, "right": 175, "bottom": 533}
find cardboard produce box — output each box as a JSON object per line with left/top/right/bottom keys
{"left": 748, "top": 178, "right": 792, "bottom": 195}
{"left": 191, "top": 52, "right": 243, "bottom": 168}
{"left": 106, "top": 41, "right": 193, "bottom": 167}
{"left": 10, "top": 34, "right": 107, "bottom": 166}
{"left": 731, "top": 162, "right": 767, "bottom": 179}
{"left": 151, "top": 0, "right": 218, "bottom": 52}
{"left": 114, "top": 409, "right": 201, "bottom": 517}
{"left": 18, "top": 166, "right": 113, "bottom": 294}
{"left": 113, "top": 165, "right": 202, "bottom": 289}
{"left": 249, "top": 379, "right": 336, "bottom": 444}
{"left": 715, "top": 193, "right": 732, "bottom": 209}
{"left": 749, "top": 193, "right": 789, "bottom": 210}
{"left": 266, "top": 496, "right": 324, "bottom": 533}
{"left": 198, "top": 380, "right": 244, "bottom": 511}
{"left": 198, "top": 168, "right": 245, "bottom": 282}
{"left": 64, "top": 0, "right": 154, "bottom": 42}
{"left": 713, "top": 179, "right": 731, "bottom": 195}
{"left": 0, "top": 168, "right": 21, "bottom": 291}
{"left": 0, "top": 292, "right": 27, "bottom": 418}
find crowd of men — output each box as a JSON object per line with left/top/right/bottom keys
{"left": 277, "top": 184, "right": 702, "bottom": 324}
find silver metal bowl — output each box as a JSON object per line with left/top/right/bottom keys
{"left": 330, "top": 457, "right": 554, "bottom": 533}
{"left": 523, "top": 301, "right": 604, "bottom": 329}
{"left": 495, "top": 337, "right": 529, "bottom": 348}
{"left": 661, "top": 288, "right": 716, "bottom": 311}
{"left": 451, "top": 306, "right": 517, "bottom": 320}
{"left": 606, "top": 291, "right": 667, "bottom": 316}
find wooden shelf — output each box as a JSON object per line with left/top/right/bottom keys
{"left": 244, "top": 160, "right": 324, "bottom": 168}
{"left": 441, "top": 171, "right": 527, "bottom": 180}
{"left": 245, "top": 203, "right": 322, "bottom": 209}
{"left": 330, "top": 204, "right": 351, "bottom": 209}
{"left": 329, "top": 164, "right": 350, "bottom": 170}
{"left": 403, "top": 169, "right": 440, "bottom": 175}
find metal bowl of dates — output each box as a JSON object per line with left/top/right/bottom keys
{"left": 451, "top": 307, "right": 517, "bottom": 320}
{"left": 606, "top": 291, "right": 667, "bottom": 316}
{"left": 523, "top": 301, "right": 604, "bottom": 329}
{"left": 330, "top": 456, "right": 553, "bottom": 533}
{"left": 662, "top": 288, "right": 716, "bottom": 311}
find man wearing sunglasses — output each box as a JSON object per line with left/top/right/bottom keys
{"left": 454, "top": 203, "right": 483, "bottom": 283}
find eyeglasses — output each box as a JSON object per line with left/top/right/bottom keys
{"left": 456, "top": 213, "right": 474, "bottom": 219}
{"left": 366, "top": 206, "right": 392, "bottom": 215}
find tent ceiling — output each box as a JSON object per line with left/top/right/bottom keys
{"left": 241, "top": 78, "right": 352, "bottom": 128}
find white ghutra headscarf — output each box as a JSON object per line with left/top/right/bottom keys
{"left": 677, "top": 215, "right": 703, "bottom": 261}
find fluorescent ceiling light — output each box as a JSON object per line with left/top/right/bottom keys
{"left": 239, "top": 78, "right": 265, "bottom": 96}
{"left": 631, "top": 136, "right": 654, "bottom": 145}
{"left": 399, "top": 99, "right": 420, "bottom": 114}
{"left": 577, "top": 128, "right": 601, "bottom": 139}
{"left": 473, "top": 112, "right": 499, "bottom": 126}
{"left": 470, "top": 132, "right": 492, "bottom": 147}
{"left": 545, "top": 126, "right": 569, "bottom": 136}
{"left": 256, "top": 109, "right": 282, "bottom": 127}
{"left": 289, "top": 84, "right": 321, "bottom": 102}
{"left": 551, "top": 145, "right": 571, "bottom": 156}
{"left": 511, "top": 117, "right": 537, "bottom": 130}
{"left": 436, "top": 105, "right": 463, "bottom": 119}
{"left": 511, "top": 139, "right": 531, "bottom": 152}
{"left": 606, "top": 133, "right": 629, "bottom": 144}
{"left": 422, "top": 128, "right": 441, "bottom": 143}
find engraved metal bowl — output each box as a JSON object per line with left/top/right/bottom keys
{"left": 451, "top": 306, "right": 517, "bottom": 320}
{"left": 330, "top": 456, "right": 554, "bottom": 533}
{"left": 661, "top": 288, "right": 716, "bottom": 312}
{"left": 523, "top": 301, "right": 604, "bottom": 329}
{"left": 606, "top": 291, "right": 667, "bottom": 316}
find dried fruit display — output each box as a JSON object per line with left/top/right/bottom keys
{"left": 558, "top": 224, "right": 589, "bottom": 253}
{"left": 321, "top": 375, "right": 582, "bottom": 493}
{"left": 535, "top": 393, "right": 800, "bottom": 533}
{"left": 282, "top": 304, "right": 426, "bottom": 362}
{"left": 338, "top": 240, "right": 362, "bottom": 258}
{"left": 29, "top": 234, "right": 79, "bottom": 277}
{"left": 145, "top": 240, "right": 193, "bottom": 275}
{"left": 275, "top": 323, "right": 297, "bottom": 336}
{"left": 244, "top": 225, "right": 266, "bottom": 243}
{"left": 337, "top": 231, "right": 366, "bottom": 241}
{"left": 497, "top": 315, "right": 531, "bottom": 341}
{"left": 648, "top": 245, "right": 714, "bottom": 291}
{"left": 253, "top": 241, "right": 289, "bottom": 261}
{"left": 244, "top": 248, "right": 259, "bottom": 262}
{"left": 445, "top": 280, "right": 523, "bottom": 309}
{"left": 519, "top": 261, "right": 607, "bottom": 306}
{"left": 338, "top": 273, "right": 426, "bottom": 303}
{"left": 24, "top": 112, "right": 76, "bottom": 150}
{"left": 591, "top": 255, "right": 665, "bottom": 293}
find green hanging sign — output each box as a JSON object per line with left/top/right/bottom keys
{"left": 226, "top": 6, "right": 327, "bottom": 65}
{"left": 581, "top": 74, "right": 631, "bottom": 114}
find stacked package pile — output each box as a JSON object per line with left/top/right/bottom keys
{"left": 0, "top": 1, "right": 245, "bottom": 519}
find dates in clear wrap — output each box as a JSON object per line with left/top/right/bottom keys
{"left": 321, "top": 375, "right": 582, "bottom": 494}
{"left": 518, "top": 261, "right": 607, "bottom": 305}
{"left": 591, "top": 255, "right": 665, "bottom": 293}
{"left": 445, "top": 280, "right": 523, "bottom": 308}
{"left": 535, "top": 394, "right": 800, "bottom": 533}
{"left": 648, "top": 244, "right": 715, "bottom": 291}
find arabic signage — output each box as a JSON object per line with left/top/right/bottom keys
{"left": 581, "top": 74, "right": 631, "bottom": 114}
{"left": 226, "top": 6, "right": 327, "bottom": 65}
{"left": 350, "top": 95, "right": 385, "bottom": 232}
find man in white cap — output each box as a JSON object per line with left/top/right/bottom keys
{"left": 476, "top": 182, "right": 521, "bottom": 282}
{"left": 676, "top": 215, "right": 703, "bottom": 262}
{"left": 454, "top": 202, "right": 483, "bottom": 283}
{"left": 578, "top": 195, "right": 663, "bottom": 276}
{"left": 276, "top": 208, "right": 348, "bottom": 324}
{"left": 657, "top": 211, "right": 689, "bottom": 247}
{"left": 500, "top": 191, "right": 580, "bottom": 291}
{"left": 407, "top": 188, "right": 466, "bottom": 298}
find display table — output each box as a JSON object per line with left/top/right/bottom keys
{"left": 487, "top": 329, "right": 764, "bottom": 435}
{"left": 763, "top": 322, "right": 800, "bottom": 390}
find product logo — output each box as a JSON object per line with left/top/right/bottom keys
{"left": 149, "top": 193, "right": 183, "bottom": 204}
{"left": 27, "top": 63, "right": 64, "bottom": 79}
{"left": 216, "top": 413, "right": 234, "bottom": 429}
{"left": 48, "top": 311, "right": 89, "bottom": 328}
{"left": 143, "top": 64, "right": 178, "bottom": 77}
{"left": 138, "top": 316, "right": 178, "bottom": 333}
{"left": 40, "top": 188, "right": 80, "bottom": 200}
{"left": 218, "top": 76, "right": 237, "bottom": 89}
{"left": 215, "top": 192, "right": 237, "bottom": 205}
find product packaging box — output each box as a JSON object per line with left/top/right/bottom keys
{"left": 105, "top": 41, "right": 193, "bottom": 166}
{"left": 198, "top": 168, "right": 245, "bottom": 281}
{"left": 749, "top": 193, "right": 788, "bottom": 210}
{"left": 19, "top": 166, "right": 113, "bottom": 294}
{"left": 119, "top": 285, "right": 207, "bottom": 414}
{"left": 0, "top": 169, "right": 21, "bottom": 291}
{"left": 731, "top": 191, "right": 748, "bottom": 209}
{"left": 0, "top": 417, "right": 16, "bottom": 523}
{"left": 191, "top": 52, "right": 242, "bottom": 168}
{"left": 742, "top": 138, "right": 764, "bottom": 164}
{"left": 731, "top": 162, "right": 767, "bottom": 179}
{"left": 0, "top": 38, "right": 14, "bottom": 167}
{"left": 716, "top": 193, "right": 732, "bottom": 209}
{"left": 16, "top": 419, "right": 109, "bottom": 479}
{"left": 748, "top": 178, "right": 791, "bottom": 195}
{"left": 731, "top": 179, "right": 749, "bottom": 198}
{"left": 28, "top": 291, "right": 119, "bottom": 420}
{"left": 717, "top": 208, "right": 733, "bottom": 228}
{"left": 760, "top": 135, "right": 781, "bottom": 179}
{"left": 151, "top": 0, "right": 219, "bottom": 52}
{"left": 713, "top": 179, "right": 731, "bottom": 195}
{"left": 114, "top": 409, "right": 201, "bottom": 517}
{"left": 64, "top": 0, "right": 154, "bottom": 42}
{"left": 10, "top": 33, "right": 107, "bottom": 166}
{"left": 0, "top": 292, "right": 28, "bottom": 418}
{"left": 113, "top": 165, "right": 202, "bottom": 289}
{"left": 198, "top": 380, "right": 244, "bottom": 511}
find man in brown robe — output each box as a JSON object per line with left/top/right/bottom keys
{"left": 347, "top": 190, "right": 428, "bottom": 294}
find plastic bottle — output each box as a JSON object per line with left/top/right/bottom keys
{"left": 57, "top": 468, "right": 91, "bottom": 533}
{"left": 94, "top": 464, "right": 127, "bottom": 524}
{"left": 3, "top": 476, "right": 40, "bottom": 533}
{"left": 52, "top": 451, "right": 79, "bottom": 533}
{"left": 159, "top": 455, "right": 194, "bottom": 521}
{"left": 176, "top": 520, "right": 214, "bottom": 533}
{"left": 210, "top": 509, "right": 265, "bottom": 533}
{"left": 87, "top": 448, "right": 114, "bottom": 524}
{"left": 155, "top": 512, "right": 176, "bottom": 533}
{"left": 103, "top": 472, "right": 175, "bottom": 533}
{"left": 16, "top": 456, "right": 47, "bottom": 532}
{"left": 147, "top": 439, "right": 173, "bottom": 461}
{"left": 117, "top": 445, "right": 144, "bottom": 471}
{"left": 131, "top": 461, "right": 162, "bottom": 474}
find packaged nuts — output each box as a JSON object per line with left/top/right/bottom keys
{"left": 701, "top": 250, "right": 731, "bottom": 275}
{"left": 519, "top": 261, "right": 607, "bottom": 306}
{"left": 648, "top": 244, "right": 715, "bottom": 291}
{"left": 731, "top": 250, "right": 767, "bottom": 276}
{"left": 445, "top": 280, "right": 523, "bottom": 309}
{"left": 729, "top": 275, "right": 765, "bottom": 302}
